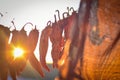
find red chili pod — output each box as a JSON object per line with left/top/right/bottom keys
{"left": 28, "top": 25, "right": 39, "bottom": 51}
{"left": 0, "top": 25, "right": 15, "bottom": 80}
{"left": 27, "top": 25, "right": 45, "bottom": 77}
{"left": 50, "top": 13, "right": 64, "bottom": 68}
{"left": 39, "top": 21, "right": 52, "bottom": 71}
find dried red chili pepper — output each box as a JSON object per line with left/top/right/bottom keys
{"left": 27, "top": 25, "right": 44, "bottom": 77}
{"left": 39, "top": 21, "right": 52, "bottom": 71}
{"left": 0, "top": 24, "right": 14, "bottom": 80}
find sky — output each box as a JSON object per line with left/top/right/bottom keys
{"left": 0, "top": 0, "right": 80, "bottom": 63}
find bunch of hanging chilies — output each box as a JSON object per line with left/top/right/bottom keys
{"left": 0, "top": 21, "right": 43, "bottom": 80}
{"left": 0, "top": 6, "right": 79, "bottom": 80}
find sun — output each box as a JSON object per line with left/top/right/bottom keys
{"left": 13, "top": 47, "right": 24, "bottom": 58}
